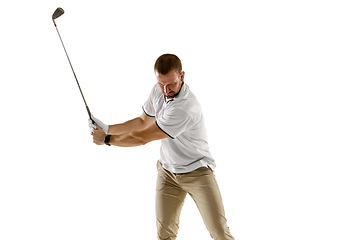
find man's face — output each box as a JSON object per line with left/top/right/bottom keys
{"left": 156, "top": 70, "right": 185, "bottom": 98}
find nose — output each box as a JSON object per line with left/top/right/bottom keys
{"left": 164, "top": 85, "right": 170, "bottom": 93}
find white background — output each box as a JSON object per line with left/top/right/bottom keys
{"left": 1, "top": 0, "right": 359, "bottom": 239}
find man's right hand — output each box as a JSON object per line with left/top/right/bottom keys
{"left": 89, "top": 115, "right": 109, "bottom": 134}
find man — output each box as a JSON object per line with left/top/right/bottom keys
{"left": 91, "top": 54, "right": 235, "bottom": 240}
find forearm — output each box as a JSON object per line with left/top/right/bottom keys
{"left": 108, "top": 117, "right": 147, "bottom": 135}
{"left": 96, "top": 120, "right": 167, "bottom": 147}
{"left": 108, "top": 132, "right": 147, "bottom": 147}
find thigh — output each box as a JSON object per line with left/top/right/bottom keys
{"left": 182, "top": 168, "right": 235, "bottom": 240}
{"left": 155, "top": 162, "right": 187, "bottom": 239}
{"left": 183, "top": 168, "right": 226, "bottom": 221}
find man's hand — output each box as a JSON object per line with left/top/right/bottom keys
{"left": 92, "top": 124, "right": 107, "bottom": 145}
{"left": 89, "top": 115, "right": 109, "bottom": 134}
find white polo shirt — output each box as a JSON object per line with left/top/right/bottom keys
{"left": 142, "top": 83, "right": 216, "bottom": 173}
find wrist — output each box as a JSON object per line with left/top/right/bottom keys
{"left": 104, "top": 135, "right": 112, "bottom": 146}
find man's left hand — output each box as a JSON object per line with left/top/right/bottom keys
{"left": 92, "top": 124, "right": 107, "bottom": 145}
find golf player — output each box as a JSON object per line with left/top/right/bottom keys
{"left": 91, "top": 54, "right": 235, "bottom": 240}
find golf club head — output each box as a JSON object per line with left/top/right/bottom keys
{"left": 52, "top": 8, "right": 65, "bottom": 20}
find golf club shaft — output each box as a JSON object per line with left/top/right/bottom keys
{"left": 54, "top": 23, "right": 93, "bottom": 121}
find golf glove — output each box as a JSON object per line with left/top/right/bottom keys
{"left": 89, "top": 115, "right": 109, "bottom": 134}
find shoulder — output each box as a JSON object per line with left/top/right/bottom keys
{"left": 170, "top": 87, "right": 202, "bottom": 121}
{"left": 150, "top": 83, "right": 160, "bottom": 94}
{"left": 179, "top": 88, "right": 202, "bottom": 113}
{"left": 149, "top": 84, "right": 162, "bottom": 99}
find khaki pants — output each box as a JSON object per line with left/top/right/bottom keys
{"left": 156, "top": 161, "right": 235, "bottom": 240}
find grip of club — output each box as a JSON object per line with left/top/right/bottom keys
{"left": 86, "top": 106, "right": 95, "bottom": 124}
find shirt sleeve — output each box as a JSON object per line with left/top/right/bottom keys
{"left": 156, "top": 108, "right": 193, "bottom": 139}
{"left": 142, "top": 86, "right": 156, "bottom": 117}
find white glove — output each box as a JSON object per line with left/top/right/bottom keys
{"left": 89, "top": 115, "right": 109, "bottom": 134}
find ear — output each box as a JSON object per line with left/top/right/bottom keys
{"left": 180, "top": 71, "right": 185, "bottom": 82}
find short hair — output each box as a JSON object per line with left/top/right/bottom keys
{"left": 154, "top": 54, "right": 182, "bottom": 75}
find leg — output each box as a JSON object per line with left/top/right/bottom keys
{"left": 156, "top": 161, "right": 187, "bottom": 240}
{"left": 182, "top": 167, "right": 235, "bottom": 240}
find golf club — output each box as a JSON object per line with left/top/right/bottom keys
{"left": 52, "top": 7, "right": 94, "bottom": 123}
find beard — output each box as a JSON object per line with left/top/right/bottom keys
{"left": 165, "top": 92, "right": 176, "bottom": 98}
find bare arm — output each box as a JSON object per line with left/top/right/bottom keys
{"left": 107, "top": 121, "right": 168, "bottom": 147}
{"left": 107, "top": 112, "right": 155, "bottom": 135}
{"left": 92, "top": 120, "right": 168, "bottom": 147}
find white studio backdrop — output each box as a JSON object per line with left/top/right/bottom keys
{"left": 1, "top": 0, "right": 359, "bottom": 239}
